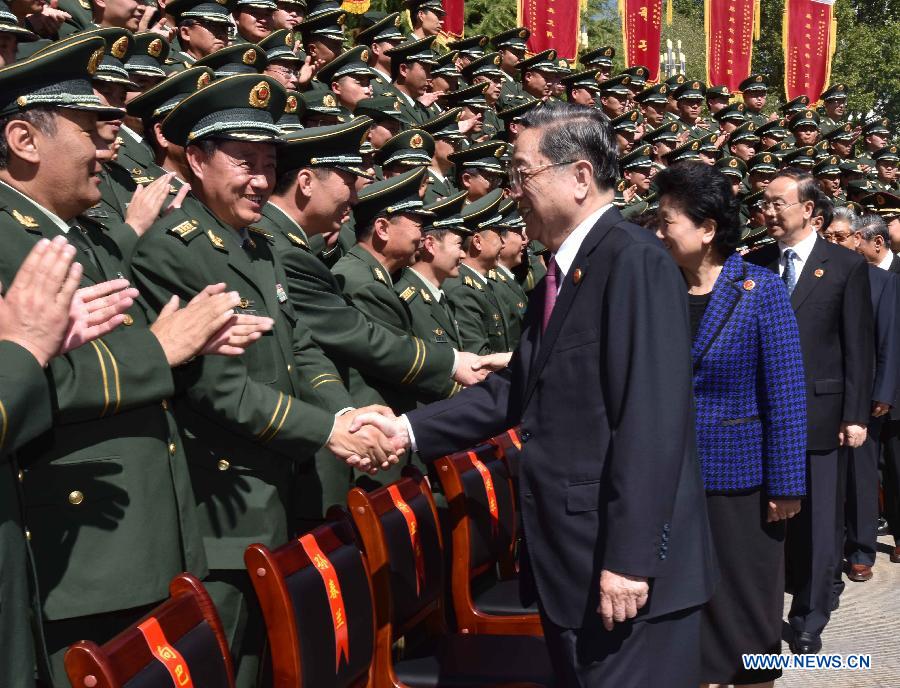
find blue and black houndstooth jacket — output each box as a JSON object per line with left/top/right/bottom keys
{"left": 692, "top": 252, "right": 807, "bottom": 497}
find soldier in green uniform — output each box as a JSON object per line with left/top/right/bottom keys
{"left": 823, "top": 121, "right": 856, "bottom": 160}
{"left": 643, "top": 120, "right": 679, "bottom": 168}
{"left": 394, "top": 190, "right": 469, "bottom": 353}
{"left": 404, "top": 0, "right": 444, "bottom": 42}
{"left": 194, "top": 42, "right": 267, "bottom": 78}
{"left": 705, "top": 84, "right": 730, "bottom": 117}
{"left": 716, "top": 156, "right": 747, "bottom": 196}
{"left": 814, "top": 155, "right": 847, "bottom": 206}
{"left": 597, "top": 73, "right": 631, "bottom": 119}
{"left": 164, "top": 0, "right": 233, "bottom": 71}
{"left": 781, "top": 94, "right": 810, "bottom": 119}
{"left": 461, "top": 51, "right": 505, "bottom": 139}
{"left": 756, "top": 117, "right": 788, "bottom": 151}
{"left": 354, "top": 94, "right": 404, "bottom": 151}
{"left": 580, "top": 44, "right": 615, "bottom": 81}
{"left": 739, "top": 73, "right": 770, "bottom": 127}
{"left": 671, "top": 79, "right": 712, "bottom": 140}
{"left": 0, "top": 37, "right": 275, "bottom": 686}
{"left": 259, "top": 28, "right": 301, "bottom": 91}
{"left": 355, "top": 10, "right": 403, "bottom": 98}
{"left": 429, "top": 49, "right": 461, "bottom": 96}
{"left": 486, "top": 198, "right": 528, "bottom": 349}
{"left": 818, "top": 83, "right": 849, "bottom": 129}
{"left": 295, "top": 7, "right": 345, "bottom": 77}
{"left": 610, "top": 109, "right": 640, "bottom": 154}
{"left": 447, "top": 139, "right": 506, "bottom": 201}
{"left": 443, "top": 189, "right": 510, "bottom": 355}
{"left": 492, "top": 26, "right": 529, "bottom": 109}
{"left": 727, "top": 121, "right": 759, "bottom": 163}
{"left": 316, "top": 44, "right": 374, "bottom": 113}
{"left": 420, "top": 106, "right": 465, "bottom": 202}
{"left": 783, "top": 145, "right": 817, "bottom": 170}
{"left": 127, "top": 73, "right": 396, "bottom": 687}
{"left": 374, "top": 128, "right": 433, "bottom": 180}
{"left": 713, "top": 102, "right": 747, "bottom": 137}
{"left": 497, "top": 97, "right": 539, "bottom": 145}
{"left": 789, "top": 108, "right": 820, "bottom": 147}
{"left": 560, "top": 67, "right": 603, "bottom": 107}
{"left": 857, "top": 117, "right": 891, "bottom": 174}
{"left": 872, "top": 145, "right": 900, "bottom": 192}
{"left": 448, "top": 33, "right": 488, "bottom": 81}
{"left": 517, "top": 48, "right": 557, "bottom": 102}
{"left": 0, "top": 238, "right": 135, "bottom": 688}
{"left": 634, "top": 81, "right": 668, "bottom": 128}
{"left": 618, "top": 144, "right": 654, "bottom": 212}
{"left": 386, "top": 35, "right": 439, "bottom": 126}
{"left": 231, "top": 0, "right": 276, "bottom": 44}
{"left": 442, "top": 81, "right": 491, "bottom": 140}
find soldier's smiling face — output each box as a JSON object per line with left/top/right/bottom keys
{"left": 187, "top": 140, "right": 276, "bottom": 229}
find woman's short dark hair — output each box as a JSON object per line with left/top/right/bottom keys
{"left": 654, "top": 161, "right": 742, "bottom": 256}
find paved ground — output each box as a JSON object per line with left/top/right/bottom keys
{"left": 777, "top": 535, "right": 899, "bottom": 687}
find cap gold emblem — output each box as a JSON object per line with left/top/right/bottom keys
{"left": 360, "top": 49, "right": 369, "bottom": 61}
{"left": 494, "top": 146, "right": 504, "bottom": 157}
{"left": 559, "top": 59, "right": 568, "bottom": 68}
{"left": 691, "top": 141, "right": 699, "bottom": 150}
{"left": 285, "top": 95, "right": 298, "bottom": 113}
{"left": 197, "top": 72, "right": 211, "bottom": 88}
{"left": 410, "top": 133, "right": 424, "bottom": 148}
{"left": 395, "top": 15, "right": 402, "bottom": 26}
{"left": 805, "top": 110, "right": 813, "bottom": 117}
{"left": 337, "top": 13, "right": 346, "bottom": 25}
{"left": 660, "top": 84, "right": 667, "bottom": 93}
{"left": 493, "top": 55, "right": 501, "bottom": 65}
{"left": 763, "top": 154, "right": 771, "bottom": 162}
{"left": 111, "top": 36, "right": 128, "bottom": 59}
{"left": 755, "top": 75, "right": 763, "bottom": 82}
{"left": 518, "top": 29, "right": 527, "bottom": 38}
{"left": 323, "top": 93, "right": 337, "bottom": 107}
{"left": 249, "top": 81, "right": 271, "bottom": 108}
{"left": 87, "top": 47, "right": 104, "bottom": 75}
{"left": 692, "top": 81, "right": 700, "bottom": 89}
{"left": 285, "top": 31, "right": 293, "bottom": 45}
{"left": 814, "top": 268, "right": 825, "bottom": 278}
{"left": 242, "top": 49, "right": 257, "bottom": 65}
{"left": 622, "top": 75, "right": 631, "bottom": 85}
{"left": 148, "top": 38, "right": 164, "bottom": 58}
{"left": 478, "top": 37, "right": 487, "bottom": 46}
{"left": 729, "top": 158, "right": 738, "bottom": 168}
{"left": 548, "top": 50, "right": 556, "bottom": 60}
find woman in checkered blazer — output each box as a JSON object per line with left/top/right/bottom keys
{"left": 655, "top": 162, "right": 807, "bottom": 688}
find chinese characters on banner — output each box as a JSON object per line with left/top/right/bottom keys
{"left": 620, "top": 0, "right": 663, "bottom": 82}
{"left": 783, "top": 0, "right": 837, "bottom": 101}
{"left": 705, "top": 0, "right": 758, "bottom": 90}
{"left": 441, "top": 0, "right": 465, "bottom": 38}
{"left": 519, "top": 0, "right": 581, "bottom": 60}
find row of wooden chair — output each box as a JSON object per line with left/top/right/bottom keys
{"left": 64, "top": 429, "right": 554, "bottom": 688}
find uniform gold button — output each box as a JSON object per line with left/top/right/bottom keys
{"left": 68, "top": 490, "right": 84, "bottom": 505}
{"left": 286, "top": 364, "right": 292, "bottom": 372}
{"left": 161, "top": 400, "right": 168, "bottom": 411}
{"left": 240, "top": 298, "right": 250, "bottom": 308}
{"left": 17, "top": 470, "right": 24, "bottom": 483}
{"left": 24, "top": 529, "right": 31, "bottom": 541}
{"left": 122, "top": 314, "right": 134, "bottom": 326}
{"left": 168, "top": 443, "right": 177, "bottom": 455}
{"left": 217, "top": 459, "right": 230, "bottom": 471}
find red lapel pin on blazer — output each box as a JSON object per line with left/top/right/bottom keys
{"left": 814, "top": 268, "right": 824, "bottom": 278}
{"left": 572, "top": 268, "right": 583, "bottom": 284}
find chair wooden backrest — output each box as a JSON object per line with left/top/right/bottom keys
{"left": 65, "top": 573, "right": 234, "bottom": 688}
{"left": 244, "top": 515, "right": 375, "bottom": 688}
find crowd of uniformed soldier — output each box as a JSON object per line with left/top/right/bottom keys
{"left": 1, "top": 0, "right": 899, "bottom": 685}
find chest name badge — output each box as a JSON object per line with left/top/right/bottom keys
{"left": 276, "top": 283, "right": 288, "bottom": 303}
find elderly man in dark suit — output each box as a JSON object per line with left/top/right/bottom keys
{"left": 746, "top": 170, "right": 874, "bottom": 655}
{"left": 352, "top": 102, "right": 718, "bottom": 687}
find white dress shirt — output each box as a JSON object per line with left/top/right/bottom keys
{"left": 549, "top": 203, "right": 612, "bottom": 293}
{"left": 878, "top": 250, "right": 894, "bottom": 271}
{"left": 777, "top": 228, "right": 818, "bottom": 280}
{"left": 408, "top": 267, "right": 444, "bottom": 302}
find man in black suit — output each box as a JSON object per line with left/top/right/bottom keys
{"left": 746, "top": 171, "right": 874, "bottom": 654}
{"left": 823, "top": 210, "right": 899, "bottom": 593}
{"left": 352, "top": 103, "right": 717, "bottom": 687}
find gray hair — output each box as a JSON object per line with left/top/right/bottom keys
{"left": 519, "top": 101, "right": 619, "bottom": 192}
{"left": 831, "top": 205, "right": 857, "bottom": 227}
{"left": 852, "top": 212, "right": 889, "bottom": 243}
{"left": 0, "top": 107, "right": 58, "bottom": 169}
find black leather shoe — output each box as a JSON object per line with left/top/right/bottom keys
{"left": 877, "top": 517, "right": 890, "bottom": 537}
{"left": 790, "top": 631, "right": 822, "bottom": 655}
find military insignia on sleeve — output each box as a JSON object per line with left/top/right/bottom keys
{"left": 11, "top": 209, "right": 38, "bottom": 228}
{"left": 207, "top": 229, "right": 226, "bottom": 250}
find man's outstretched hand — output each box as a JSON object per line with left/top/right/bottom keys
{"left": 328, "top": 405, "right": 405, "bottom": 474}
{"left": 349, "top": 410, "right": 411, "bottom": 457}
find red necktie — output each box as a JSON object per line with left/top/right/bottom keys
{"left": 542, "top": 257, "right": 559, "bottom": 334}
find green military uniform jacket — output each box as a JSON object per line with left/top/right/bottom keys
{"left": 0, "top": 181, "right": 207, "bottom": 623}
{"left": 0, "top": 342, "right": 53, "bottom": 688}
{"left": 443, "top": 262, "right": 509, "bottom": 354}
{"left": 394, "top": 268, "right": 462, "bottom": 352}
{"left": 488, "top": 265, "right": 527, "bottom": 349}
{"left": 747, "top": 111, "right": 769, "bottom": 128}
{"left": 482, "top": 107, "right": 504, "bottom": 141}
{"left": 498, "top": 72, "right": 528, "bottom": 110}
{"left": 424, "top": 168, "right": 457, "bottom": 204}
{"left": 129, "top": 203, "right": 351, "bottom": 569}
{"left": 395, "top": 90, "right": 433, "bottom": 126}
{"left": 370, "top": 68, "right": 400, "bottom": 98}
{"left": 56, "top": 0, "right": 94, "bottom": 37}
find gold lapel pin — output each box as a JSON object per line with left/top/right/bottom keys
{"left": 573, "top": 268, "right": 583, "bottom": 284}
{"left": 743, "top": 279, "right": 755, "bottom": 291}
{"left": 814, "top": 268, "right": 824, "bottom": 278}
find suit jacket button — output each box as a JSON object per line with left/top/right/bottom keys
{"left": 24, "top": 529, "right": 31, "bottom": 541}
{"left": 520, "top": 430, "right": 532, "bottom": 442}
{"left": 217, "top": 459, "right": 231, "bottom": 471}
{"left": 68, "top": 490, "right": 84, "bottom": 505}
{"left": 17, "top": 470, "right": 24, "bottom": 483}
{"left": 168, "top": 443, "right": 177, "bottom": 455}
{"left": 161, "top": 400, "right": 168, "bottom": 411}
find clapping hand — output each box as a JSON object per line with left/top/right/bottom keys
{"left": 63, "top": 278, "right": 140, "bottom": 353}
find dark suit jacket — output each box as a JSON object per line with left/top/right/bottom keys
{"left": 868, "top": 266, "right": 900, "bottom": 410}
{"left": 407, "top": 207, "right": 717, "bottom": 629}
{"left": 746, "top": 237, "right": 874, "bottom": 451}
{"left": 888, "top": 253, "right": 900, "bottom": 275}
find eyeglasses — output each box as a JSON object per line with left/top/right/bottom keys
{"left": 759, "top": 199, "right": 804, "bottom": 213}
{"left": 824, "top": 231, "right": 852, "bottom": 243}
{"left": 266, "top": 65, "right": 296, "bottom": 78}
{"left": 508, "top": 160, "right": 578, "bottom": 193}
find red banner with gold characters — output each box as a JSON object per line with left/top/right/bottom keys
{"left": 299, "top": 533, "right": 350, "bottom": 672}
{"left": 619, "top": 0, "right": 663, "bottom": 82}
{"left": 705, "top": 0, "right": 759, "bottom": 90}
{"left": 441, "top": 0, "right": 465, "bottom": 38}
{"left": 518, "top": 0, "right": 581, "bottom": 60}
{"left": 137, "top": 617, "right": 194, "bottom": 688}
{"left": 783, "top": 0, "right": 837, "bottom": 102}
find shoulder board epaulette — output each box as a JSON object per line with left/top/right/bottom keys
{"left": 372, "top": 266, "right": 388, "bottom": 284}
{"left": 399, "top": 285, "right": 418, "bottom": 302}
{"left": 286, "top": 232, "right": 309, "bottom": 249}
{"left": 487, "top": 269, "right": 497, "bottom": 280}
{"left": 206, "top": 229, "right": 227, "bottom": 251}
{"left": 167, "top": 219, "right": 200, "bottom": 241}
{"left": 248, "top": 226, "right": 274, "bottom": 243}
